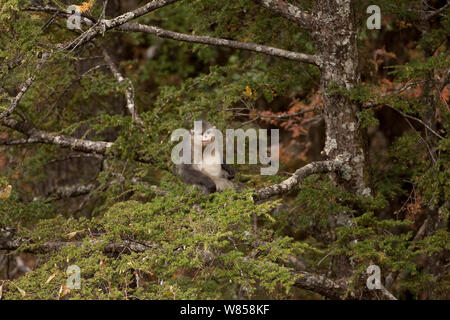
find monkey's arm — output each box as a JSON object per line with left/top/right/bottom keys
{"left": 178, "top": 164, "right": 217, "bottom": 194}
{"left": 221, "top": 163, "right": 235, "bottom": 179}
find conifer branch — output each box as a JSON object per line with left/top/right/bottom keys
{"left": 117, "top": 23, "right": 319, "bottom": 66}
{"left": 0, "top": 229, "right": 351, "bottom": 300}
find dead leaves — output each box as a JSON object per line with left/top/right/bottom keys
{"left": 77, "top": 0, "right": 94, "bottom": 12}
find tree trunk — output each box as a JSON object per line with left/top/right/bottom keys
{"left": 312, "top": 0, "right": 370, "bottom": 195}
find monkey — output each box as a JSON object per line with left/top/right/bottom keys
{"left": 200, "top": 126, "right": 236, "bottom": 191}
{"left": 177, "top": 120, "right": 235, "bottom": 194}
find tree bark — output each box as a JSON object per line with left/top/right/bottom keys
{"left": 312, "top": 0, "right": 370, "bottom": 195}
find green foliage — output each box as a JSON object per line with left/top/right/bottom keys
{"left": 388, "top": 54, "right": 450, "bottom": 81}
{"left": 0, "top": 0, "right": 448, "bottom": 300}
{"left": 0, "top": 192, "right": 54, "bottom": 227}
{"left": 2, "top": 190, "right": 304, "bottom": 299}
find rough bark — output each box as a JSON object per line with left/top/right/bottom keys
{"left": 45, "top": 183, "right": 98, "bottom": 199}
{"left": 311, "top": 0, "right": 370, "bottom": 195}
{"left": 294, "top": 271, "right": 346, "bottom": 300}
{"left": 255, "top": 159, "right": 343, "bottom": 200}
{"left": 118, "top": 23, "right": 319, "bottom": 66}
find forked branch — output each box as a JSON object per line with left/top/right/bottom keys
{"left": 255, "top": 159, "right": 343, "bottom": 200}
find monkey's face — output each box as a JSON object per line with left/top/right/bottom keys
{"left": 202, "top": 128, "right": 216, "bottom": 146}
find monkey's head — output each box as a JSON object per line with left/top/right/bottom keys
{"left": 191, "top": 120, "right": 216, "bottom": 146}
{"left": 201, "top": 127, "right": 217, "bottom": 146}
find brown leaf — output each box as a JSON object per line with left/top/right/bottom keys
{"left": 67, "top": 229, "right": 84, "bottom": 239}
{"left": 45, "top": 273, "right": 57, "bottom": 284}
{"left": 67, "top": 231, "right": 78, "bottom": 239}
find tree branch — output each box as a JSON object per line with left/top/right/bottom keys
{"left": 379, "top": 285, "right": 398, "bottom": 300}
{"left": 0, "top": 228, "right": 398, "bottom": 299}
{"left": 0, "top": 229, "right": 348, "bottom": 299}
{"left": 294, "top": 271, "right": 347, "bottom": 299}
{"left": 0, "top": 118, "right": 155, "bottom": 163}
{"left": 45, "top": 183, "right": 98, "bottom": 200}
{"left": 59, "top": 0, "right": 182, "bottom": 50}
{"left": 252, "top": 0, "right": 315, "bottom": 29}
{"left": 117, "top": 23, "right": 319, "bottom": 66}
{"left": 364, "top": 103, "right": 445, "bottom": 140}
{"left": 254, "top": 159, "right": 343, "bottom": 200}
{"left": 425, "top": 1, "right": 450, "bottom": 20}
{"left": 0, "top": 53, "right": 49, "bottom": 120}
{"left": 24, "top": 5, "right": 319, "bottom": 66}
{"left": 1, "top": 118, "right": 113, "bottom": 154}
{"left": 102, "top": 49, "right": 145, "bottom": 127}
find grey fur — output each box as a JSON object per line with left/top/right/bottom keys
{"left": 177, "top": 120, "right": 235, "bottom": 194}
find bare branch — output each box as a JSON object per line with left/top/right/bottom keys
{"left": 294, "top": 271, "right": 347, "bottom": 299}
{"left": 45, "top": 183, "right": 98, "bottom": 199}
{"left": 25, "top": 4, "right": 319, "bottom": 65}
{"left": 0, "top": 78, "right": 34, "bottom": 120}
{"left": 255, "top": 159, "right": 343, "bottom": 200}
{"left": 379, "top": 285, "right": 398, "bottom": 300}
{"left": 118, "top": 23, "right": 319, "bottom": 66}
{"left": 1, "top": 118, "right": 155, "bottom": 163}
{"left": 1, "top": 118, "right": 113, "bottom": 154}
{"left": 252, "top": 0, "right": 314, "bottom": 29}
{"left": 59, "top": 0, "right": 182, "bottom": 50}
{"left": 0, "top": 53, "right": 49, "bottom": 120}
{"left": 425, "top": 1, "right": 450, "bottom": 20}
{"left": 373, "top": 104, "right": 445, "bottom": 140}
{"left": 235, "top": 107, "right": 318, "bottom": 120}
{"left": 102, "top": 49, "right": 145, "bottom": 126}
